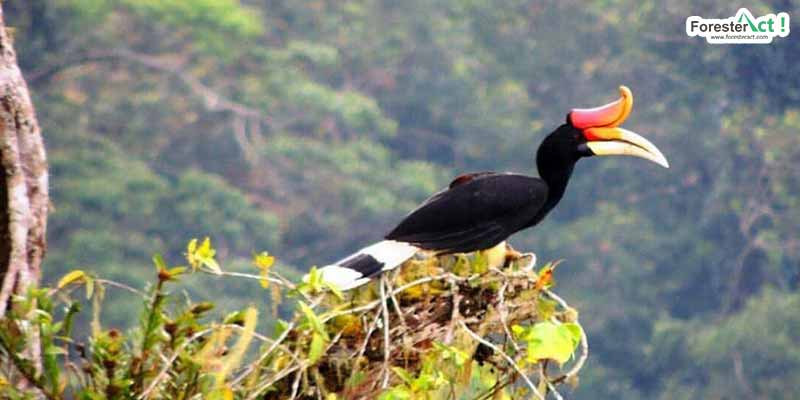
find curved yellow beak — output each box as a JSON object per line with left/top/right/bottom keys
{"left": 584, "top": 128, "right": 670, "bottom": 168}
{"left": 571, "top": 86, "right": 669, "bottom": 169}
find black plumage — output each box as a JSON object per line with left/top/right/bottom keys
{"left": 386, "top": 173, "right": 548, "bottom": 253}
{"left": 339, "top": 253, "right": 384, "bottom": 276}
{"left": 386, "top": 123, "right": 583, "bottom": 254}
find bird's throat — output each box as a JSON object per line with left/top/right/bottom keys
{"left": 532, "top": 138, "right": 578, "bottom": 227}
{"left": 536, "top": 164, "right": 574, "bottom": 220}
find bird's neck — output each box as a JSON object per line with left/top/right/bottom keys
{"left": 538, "top": 164, "right": 574, "bottom": 216}
{"left": 530, "top": 134, "right": 579, "bottom": 225}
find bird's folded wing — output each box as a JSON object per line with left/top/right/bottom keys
{"left": 386, "top": 173, "right": 548, "bottom": 253}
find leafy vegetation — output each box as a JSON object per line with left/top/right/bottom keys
{"left": 2, "top": 0, "right": 799, "bottom": 398}
{"left": 1, "top": 240, "right": 585, "bottom": 399}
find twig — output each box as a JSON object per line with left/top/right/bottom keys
{"left": 379, "top": 275, "right": 392, "bottom": 388}
{"left": 474, "top": 377, "right": 512, "bottom": 400}
{"left": 96, "top": 279, "right": 147, "bottom": 298}
{"left": 270, "top": 270, "right": 298, "bottom": 289}
{"left": 386, "top": 270, "right": 409, "bottom": 330}
{"left": 547, "top": 381, "right": 565, "bottom": 400}
{"left": 497, "top": 282, "right": 520, "bottom": 352}
{"left": 458, "top": 321, "right": 544, "bottom": 400}
{"left": 444, "top": 276, "right": 461, "bottom": 344}
{"left": 210, "top": 270, "right": 293, "bottom": 289}
{"left": 288, "top": 367, "right": 304, "bottom": 400}
{"left": 543, "top": 289, "right": 568, "bottom": 310}
{"left": 48, "top": 277, "right": 147, "bottom": 299}
{"left": 247, "top": 363, "right": 302, "bottom": 400}
{"left": 356, "top": 310, "right": 381, "bottom": 358}
{"left": 202, "top": 267, "right": 317, "bottom": 305}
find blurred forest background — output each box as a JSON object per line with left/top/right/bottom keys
{"left": 5, "top": 0, "right": 800, "bottom": 398}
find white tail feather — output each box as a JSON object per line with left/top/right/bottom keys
{"left": 312, "top": 240, "right": 419, "bottom": 291}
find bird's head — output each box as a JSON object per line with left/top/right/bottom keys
{"left": 568, "top": 85, "right": 669, "bottom": 168}
{"left": 537, "top": 86, "right": 669, "bottom": 176}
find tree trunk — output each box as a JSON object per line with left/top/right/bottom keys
{"left": 0, "top": 3, "right": 49, "bottom": 317}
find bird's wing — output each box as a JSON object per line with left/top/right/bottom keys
{"left": 385, "top": 173, "right": 548, "bottom": 253}
{"left": 448, "top": 171, "right": 497, "bottom": 188}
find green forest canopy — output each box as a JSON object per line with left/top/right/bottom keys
{"left": 5, "top": 0, "right": 800, "bottom": 398}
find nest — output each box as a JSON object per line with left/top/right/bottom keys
{"left": 261, "top": 249, "right": 587, "bottom": 399}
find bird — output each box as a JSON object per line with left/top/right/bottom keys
{"left": 312, "top": 86, "right": 668, "bottom": 290}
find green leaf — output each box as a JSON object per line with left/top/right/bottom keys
{"left": 223, "top": 310, "right": 246, "bottom": 325}
{"left": 57, "top": 270, "right": 86, "bottom": 289}
{"left": 391, "top": 366, "right": 414, "bottom": 385}
{"left": 536, "top": 298, "right": 557, "bottom": 321}
{"left": 304, "top": 266, "right": 323, "bottom": 292}
{"left": 274, "top": 319, "right": 289, "bottom": 337}
{"left": 61, "top": 302, "right": 80, "bottom": 336}
{"left": 308, "top": 331, "right": 327, "bottom": 364}
{"left": 378, "top": 386, "right": 412, "bottom": 400}
{"left": 167, "top": 267, "right": 187, "bottom": 277}
{"left": 511, "top": 324, "right": 525, "bottom": 338}
{"left": 563, "top": 322, "right": 583, "bottom": 342}
{"left": 323, "top": 281, "right": 344, "bottom": 300}
{"left": 187, "top": 238, "right": 198, "bottom": 255}
{"left": 346, "top": 370, "right": 366, "bottom": 388}
{"left": 45, "top": 345, "right": 67, "bottom": 355}
{"left": 190, "top": 302, "right": 215, "bottom": 315}
{"left": 298, "top": 301, "right": 328, "bottom": 340}
{"left": 521, "top": 321, "right": 583, "bottom": 365}
{"left": 433, "top": 342, "right": 470, "bottom": 367}
{"left": 472, "top": 251, "right": 489, "bottom": 273}
{"left": 153, "top": 253, "right": 167, "bottom": 271}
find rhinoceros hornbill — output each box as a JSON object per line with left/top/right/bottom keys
{"left": 312, "top": 86, "right": 668, "bottom": 290}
